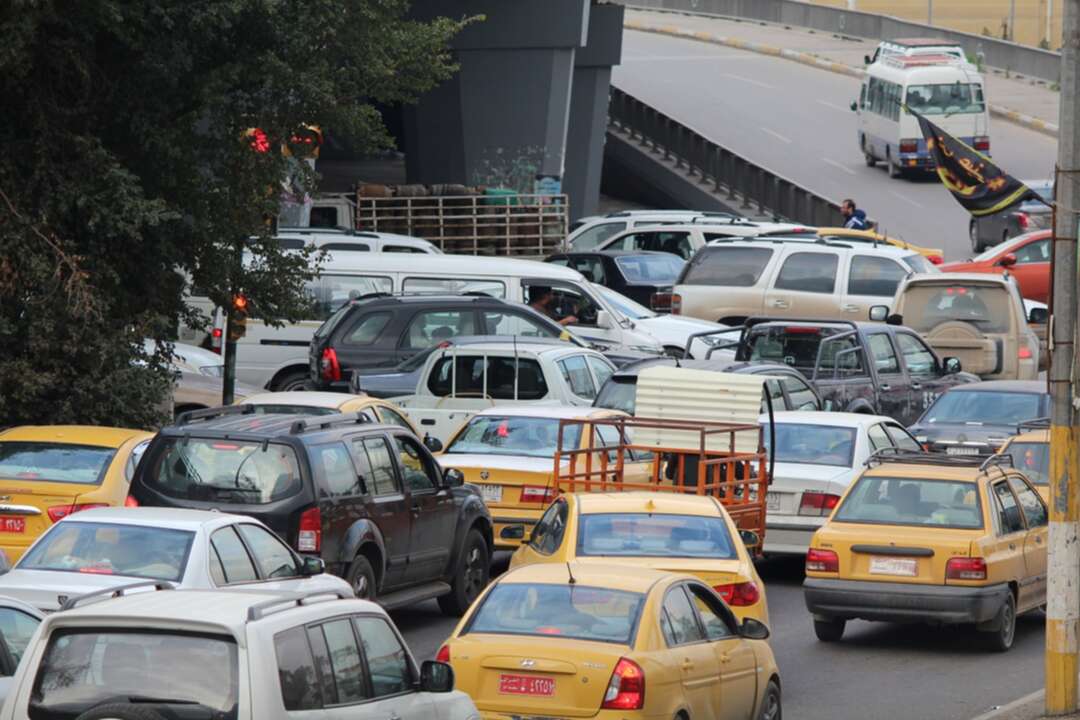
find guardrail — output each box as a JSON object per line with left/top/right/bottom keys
{"left": 609, "top": 86, "right": 847, "bottom": 227}
{"left": 615, "top": 0, "right": 1061, "bottom": 83}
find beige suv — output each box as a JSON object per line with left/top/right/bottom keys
{"left": 874, "top": 273, "right": 1039, "bottom": 380}
{"left": 671, "top": 238, "right": 934, "bottom": 325}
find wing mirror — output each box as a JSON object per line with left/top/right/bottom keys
{"left": 300, "top": 556, "right": 325, "bottom": 577}
{"left": 868, "top": 305, "right": 889, "bottom": 322}
{"left": 864, "top": 54, "right": 872, "bottom": 65}
{"left": 420, "top": 660, "right": 455, "bottom": 693}
{"left": 595, "top": 310, "right": 613, "bottom": 329}
{"left": 348, "top": 371, "right": 363, "bottom": 395}
{"left": 423, "top": 434, "right": 443, "bottom": 453}
{"left": 443, "top": 467, "right": 465, "bottom": 488}
{"left": 739, "top": 617, "right": 770, "bottom": 640}
{"left": 999, "top": 253, "right": 1018, "bottom": 268}
{"left": 943, "top": 357, "right": 962, "bottom": 374}
{"left": 739, "top": 529, "right": 760, "bottom": 548}
{"left": 1029, "top": 306, "right": 1049, "bottom": 324}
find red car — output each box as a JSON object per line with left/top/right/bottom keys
{"left": 940, "top": 230, "right": 1050, "bottom": 303}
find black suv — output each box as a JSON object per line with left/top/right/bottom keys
{"left": 309, "top": 294, "right": 581, "bottom": 390}
{"left": 130, "top": 405, "right": 493, "bottom": 615}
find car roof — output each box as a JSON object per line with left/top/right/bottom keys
{"left": 435, "top": 341, "right": 593, "bottom": 357}
{"left": 318, "top": 251, "right": 585, "bottom": 282}
{"left": 0, "top": 426, "right": 152, "bottom": 447}
{"left": 498, "top": 562, "right": 674, "bottom": 593}
{"left": 470, "top": 406, "right": 626, "bottom": 420}
{"left": 947, "top": 380, "right": 1047, "bottom": 393}
{"left": 706, "top": 237, "right": 915, "bottom": 257}
{"left": 242, "top": 391, "right": 365, "bottom": 409}
{"left": 163, "top": 413, "right": 398, "bottom": 439}
{"left": 58, "top": 506, "right": 243, "bottom": 529}
{"left": 862, "top": 462, "right": 986, "bottom": 482}
{"left": 767, "top": 411, "right": 894, "bottom": 427}
{"left": 575, "top": 491, "right": 721, "bottom": 516}
{"left": 904, "top": 272, "right": 1013, "bottom": 285}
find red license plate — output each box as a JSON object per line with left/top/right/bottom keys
{"left": 0, "top": 517, "right": 25, "bottom": 533}
{"left": 499, "top": 674, "right": 555, "bottom": 696}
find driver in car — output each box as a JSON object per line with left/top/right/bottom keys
{"left": 528, "top": 285, "right": 578, "bottom": 327}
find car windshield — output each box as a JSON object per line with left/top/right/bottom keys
{"left": 249, "top": 404, "right": 338, "bottom": 416}
{"left": 466, "top": 583, "right": 644, "bottom": 644}
{"left": 19, "top": 522, "right": 194, "bottom": 581}
{"left": 765, "top": 424, "right": 857, "bottom": 467}
{"left": 31, "top": 630, "right": 239, "bottom": 718}
{"left": 972, "top": 232, "right": 1043, "bottom": 262}
{"left": 313, "top": 300, "right": 354, "bottom": 339}
{"left": 614, "top": 255, "right": 685, "bottom": 284}
{"left": 905, "top": 82, "right": 985, "bottom": 115}
{"left": 924, "top": 391, "right": 1044, "bottom": 426}
{"left": 595, "top": 286, "right": 655, "bottom": 320}
{"left": 577, "top": 513, "right": 736, "bottom": 558}
{"left": 145, "top": 439, "right": 303, "bottom": 505}
{"left": 0, "top": 442, "right": 116, "bottom": 485}
{"left": 834, "top": 476, "right": 983, "bottom": 529}
{"left": 593, "top": 378, "right": 636, "bottom": 414}
{"left": 901, "top": 283, "right": 1013, "bottom": 333}
{"left": 1004, "top": 441, "right": 1049, "bottom": 486}
{"left": 446, "top": 416, "right": 583, "bottom": 459}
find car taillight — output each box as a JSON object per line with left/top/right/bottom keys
{"left": 1015, "top": 212, "right": 1030, "bottom": 230}
{"left": 713, "top": 581, "right": 760, "bottom": 606}
{"left": 784, "top": 326, "right": 821, "bottom": 335}
{"left": 211, "top": 327, "right": 223, "bottom": 354}
{"left": 899, "top": 139, "right": 918, "bottom": 153}
{"left": 320, "top": 348, "right": 341, "bottom": 383}
{"left": 650, "top": 291, "right": 673, "bottom": 312}
{"left": 1019, "top": 346, "right": 1033, "bottom": 359}
{"left": 520, "top": 486, "right": 557, "bottom": 503}
{"left": 928, "top": 255, "right": 944, "bottom": 265}
{"left": 799, "top": 492, "right": 840, "bottom": 517}
{"left": 601, "top": 657, "right": 645, "bottom": 710}
{"left": 436, "top": 645, "right": 450, "bottom": 663}
{"left": 124, "top": 495, "right": 139, "bottom": 508}
{"left": 946, "top": 557, "right": 987, "bottom": 580}
{"left": 298, "top": 507, "right": 322, "bottom": 553}
{"left": 974, "top": 136, "right": 990, "bottom": 152}
{"left": 47, "top": 503, "right": 110, "bottom": 523}
{"left": 806, "top": 548, "right": 839, "bottom": 573}
{"left": 670, "top": 293, "right": 682, "bottom": 315}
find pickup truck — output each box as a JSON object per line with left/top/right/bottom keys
{"left": 392, "top": 340, "right": 617, "bottom": 444}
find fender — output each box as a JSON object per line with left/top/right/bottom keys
{"left": 339, "top": 519, "right": 388, "bottom": 582}
{"left": 845, "top": 398, "right": 877, "bottom": 415}
{"left": 442, "top": 491, "right": 494, "bottom": 579}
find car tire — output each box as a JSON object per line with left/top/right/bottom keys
{"left": 273, "top": 369, "right": 310, "bottom": 392}
{"left": 887, "top": 154, "right": 902, "bottom": 179}
{"left": 75, "top": 705, "right": 169, "bottom": 720}
{"left": 970, "top": 220, "right": 984, "bottom": 253}
{"left": 346, "top": 554, "right": 377, "bottom": 601}
{"left": 983, "top": 592, "right": 1017, "bottom": 652}
{"left": 813, "top": 618, "right": 846, "bottom": 642}
{"left": 757, "top": 679, "right": 782, "bottom": 720}
{"left": 438, "top": 528, "right": 490, "bottom": 616}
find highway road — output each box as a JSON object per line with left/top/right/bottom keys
{"left": 397, "top": 555, "right": 1044, "bottom": 720}
{"left": 614, "top": 30, "right": 1059, "bottom": 262}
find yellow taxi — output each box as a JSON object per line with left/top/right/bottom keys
{"left": 437, "top": 406, "right": 652, "bottom": 549}
{"left": 804, "top": 452, "right": 1047, "bottom": 651}
{"left": 0, "top": 426, "right": 155, "bottom": 562}
{"left": 509, "top": 492, "right": 769, "bottom": 623}
{"left": 996, "top": 425, "right": 1050, "bottom": 503}
{"left": 439, "top": 563, "right": 781, "bottom": 720}
{"left": 816, "top": 227, "right": 944, "bottom": 265}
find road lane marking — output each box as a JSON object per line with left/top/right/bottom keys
{"left": 968, "top": 688, "right": 1043, "bottom": 720}
{"left": 761, "top": 128, "right": 792, "bottom": 144}
{"left": 622, "top": 54, "right": 756, "bottom": 62}
{"left": 816, "top": 99, "right": 850, "bottom": 112}
{"left": 889, "top": 190, "right": 925, "bottom": 209}
{"left": 722, "top": 73, "right": 775, "bottom": 89}
{"left": 823, "top": 158, "right": 856, "bottom": 176}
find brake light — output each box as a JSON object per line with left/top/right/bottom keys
{"left": 974, "top": 136, "right": 990, "bottom": 152}
{"left": 320, "top": 347, "right": 341, "bottom": 383}
{"left": 1019, "top": 346, "right": 1033, "bottom": 359}
{"left": 520, "top": 486, "right": 557, "bottom": 503}
{"left": 436, "top": 645, "right": 450, "bottom": 663}
{"left": 799, "top": 492, "right": 840, "bottom": 516}
{"left": 124, "top": 495, "right": 139, "bottom": 508}
{"left": 899, "top": 139, "right": 919, "bottom": 154}
{"left": 784, "top": 326, "right": 821, "bottom": 335}
{"left": 946, "top": 557, "right": 987, "bottom": 580}
{"left": 670, "top": 293, "right": 682, "bottom": 315}
{"left": 298, "top": 507, "right": 322, "bottom": 553}
{"left": 713, "top": 581, "right": 761, "bottom": 606}
{"left": 1015, "top": 212, "right": 1030, "bottom": 230}
{"left": 944, "top": 287, "right": 968, "bottom": 296}
{"left": 806, "top": 548, "right": 839, "bottom": 573}
{"left": 47, "top": 503, "right": 110, "bottom": 523}
{"left": 650, "top": 291, "right": 673, "bottom": 312}
{"left": 601, "top": 657, "right": 645, "bottom": 710}
{"left": 928, "top": 255, "right": 944, "bottom": 265}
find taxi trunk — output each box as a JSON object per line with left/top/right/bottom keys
{"left": 0, "top": 482, "right": 87, "bottom": 561}
{"left": 449, "top": 635, "right": 620, "bottom": 718}
{"left": 816, "top": 522, "right": 981, "bottom": 584}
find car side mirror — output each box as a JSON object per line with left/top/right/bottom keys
{"left": 595, "top": 310, "right": 613, "bottom": 329}
{"left": 420, "top": 660, "right": 455, "bottom": 693}
{"left": 739, "top": 618, "right": 770, "bottom": 641}
{"left": 1029, "top": 307, "right": 1049, "bottom": 324}
{"left": 739, "top": 529, "right": 760, "bottom": 548}
{"left": 423, "top": 434, "right": 443, "bottom": 453}
{"left": 999, "top": 253, "right": 1018, "bottom": 268}
{"left": 868, "top": 305, "right": 889, "bottom": 322}
{"left": 944, "top": 357, "right": 962, "bottom": 374}
{"left": 864, "top": 54, "right": 872, "bottom": 65}
{"left": 348, "top": 371, "right": 362, "bottom": 395}
{"left": 886, "top": 313, "right": 903, "bottom": 326}
{"left": 443, "top": 467, "right": 465, "bottom": 488}
{"left": 300, "top": 556, "right": 325, "bottom": 577}
{"left": 850, "top": 100, "right": 858, "bottom": 111}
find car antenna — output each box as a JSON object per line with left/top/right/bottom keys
{"left": 566, "top": 562, "right": 577, "bottom": 585}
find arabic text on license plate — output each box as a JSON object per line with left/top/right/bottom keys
{"left": 766, "top": 492, "right": 781, "bottom": 511}
{"left": 946, "top": 446, "right": 980, "bottom": 456}
{"left": 499, "top": 674, "right": 555, "bottom": 697}
{"left": 0, "top": 517, "right": 25, "bottom": 533}
{"left": 479, "top": 484, "right": 503, "bottom": 503}
{"left": 869, "top": 557, "right": 917, "bottom": 577}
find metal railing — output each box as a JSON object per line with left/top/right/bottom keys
{"left": 609, "top": 87, "right": 846, "bottom": 227}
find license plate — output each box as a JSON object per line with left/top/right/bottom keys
{"left": 479, "top": 484, "right": 503, "bottom": 503}
{"left": 499, "top": 674, "right": 555, "bottom": 696}
{"left": 946, "top": 446, "right": 980, "bottom": 456}
{"left": 766, "top": 492, "right": 781, "bottom": 511}
{"left": 0, "top": 517, "right": 25, "bottom": 533}
{"left": 869, "top": 557, "right": 918, "bottom": 577}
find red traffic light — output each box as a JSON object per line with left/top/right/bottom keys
{"left": 232, "top": 294, "right": 249, "bottom": 313}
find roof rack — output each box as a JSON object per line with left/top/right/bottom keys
{"left": 744, "top": 317, "right": 858, "bottom": 330}
{"left": 864, "top": 448, "right": 1015, "bottom": 472}
{"left": 177, "top": 404, "right": 256, "bottom": 426}
{"left": 247, "top": 589, "right": 354, "bottom": 622}
{"left": 289, "top": 411, "right": 371, "bottom": 435}
{"left": 60, "top": 581, "right": 175, "bottom": 611}
{"left": 1017, "top": 416, "right": 1051, "bottom": 432}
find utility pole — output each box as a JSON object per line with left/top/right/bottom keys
{"left": 1046, "top": 0, "right": 1080, "bottom": 714}
{"left": 1010, "top": 0, "right": 1017, "bottom": 41}
{"left": 1050, "top": 0, "right": 1057, "bottom": 48}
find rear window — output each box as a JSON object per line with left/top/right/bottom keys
{"left": 249, "top": 404, "right": 337, "bottom": 416}
{"left": 594, "top": 377, "right": 636, "bottom": 414}
{"left": 19, "top": 522, "right": 194, "bottom": 582}
{"left": 427, "top": 356, "right": 548, "bottom": 401}
{"left": 145, "top": 439, "right": 303, "bottom": 505}
{"left": 766, "top": 424, "right": 857, "bottom": 467}
{"left": 1004, "top": 441, "right": 1049, "bottom": 486}
{"left": 902, "top": 283, "right": 1013, "bottom": 333}
{"left": 614, "top": 254, "right": 685, "bottom": 284}
{"left": 445, "top": 416, "right": 582, "bottom": 460}
{"left": 680, "top": 247, "right": 773, "bottom": 287}
{"left": 313, "top": 301, "right": 355, "bottom": 339}
{"left": 0, "top": 442, "right": 115, "bottom": 485}
{"left": 742, "top": 326, "right": 865, "bottom": 375}
{"left": 834, "top": 476, "right": 983, "bottom": 529}
{"left": 465, "top": 584, "right": 644, "bottom": 644}
{"left": 577, "top": 513, "right": 735, "bottom": 559}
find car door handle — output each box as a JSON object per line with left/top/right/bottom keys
{"left": 911, "top": 382, "right": 922, "bottom": 390}
{"left": 768, "top": 299, "right": 789, "bottom": 309}
{"left": 719, "top": 652, "right": 733, "bottom": 664}
{"left": 1009, "top": 543, "right": 1016, "bottom": 550}
{"left": 681, "top": 659, "right": 694, "bottom": 671}
{"left": 1036, "top": 536, "right": 1043, "bottom": 544}
{"left": 841, "top": 303, "right": 860, "bottom": 313}
{"left": 879, "top": 383, "right": 891, "bottom": 391}
{"left": 411, "top": 503, "right": 422, "bottom": 515}
{"left": 420, "top": 419, "right": 435, "bottom": 426}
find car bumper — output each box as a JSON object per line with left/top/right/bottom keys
{"left": 804, "top": 577, "right": 1009, "bottom": 624}
{"left": 762, "top": 520, "right": 819, "bottom": 555}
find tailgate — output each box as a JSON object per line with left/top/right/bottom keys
{"left": 822, "top": 523, "right": 975, "bottom": 585}
{"left": 925, "top": 333, "right": 1000, "bottom": 376}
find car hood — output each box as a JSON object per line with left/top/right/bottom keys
{"left": 938, "top": 260, "right": 987, "bottom": 272}
{"left": 634, "top": 315, "right": 726, "bottom": 343}
{"left": 0, "top": 569, "right": 166, "bottom": 611}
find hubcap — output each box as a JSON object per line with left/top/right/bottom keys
{"left": 763, "top": 691, "right": 780, "bottom": 720}
{"left": 1002, "top": 602, "right": 1015, "bottom": 645}
{"left": 463, "top": 545, "right": 485, "bottom": 599}
{"left": 354, "top": 574, "right": 370, "bottom": 597}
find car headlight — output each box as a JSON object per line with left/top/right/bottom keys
{"left": 629, "top": 345, "right": 664, "bottom": 354}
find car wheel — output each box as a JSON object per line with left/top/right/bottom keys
{"left": 969, "top": 220, "right": 983, "bottom": 252}
{"left": 983, "top": 592, "right": 1016, "bottom": 652}
{"left": 758, "top": 679, "right": 782, "bottom": 720}
{"left": 864, "top": 152, "right": 877, "bottom": 167}
{"left": 438, "top": 528, "right": 490, "bottom": 616}
{"left": 346, "top": 554, "right": 377, "bottom": 600}
{"left": 273, "top": 369, "right": 310, "bottom": 392}
{"left": 813, "top": 618, "right": 846, "bottom": 642}
{"left": 887, "top": 154, "right": 902, "bottom": 179}
{"left": 75, "top": 705, "right": 169, "bottom": 720}
{"left": 664, "top": 345, "right": 687, "bottom": 359}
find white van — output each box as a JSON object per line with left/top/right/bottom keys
{"left": 854, "top": 54, "right": 990, "bottom": 178}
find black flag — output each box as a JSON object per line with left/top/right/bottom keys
{"left": 913, "top": 110, "right": 1040, "bottom": 217}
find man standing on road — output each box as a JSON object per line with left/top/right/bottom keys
{"left": 841, "top": 198, "right": 869, "bottom": 230}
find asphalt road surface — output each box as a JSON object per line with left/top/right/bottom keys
{"left": 614, "top": 30, "right": 1059, "bottom": 263}
{"left": 397, "top": 555, "right": 1044, "bottom": 720}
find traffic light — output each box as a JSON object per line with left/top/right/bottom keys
{"left": 228, "top": 293, "right": 249, "bottom": 341}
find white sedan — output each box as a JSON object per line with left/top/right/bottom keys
{"left": 0, "top": 507, "right": 353, "bottom": 611}
{"left": 593, "top": 284, "right": 733, "bottom": 358}
{"left": 762, "top": 411, "right": 923, "bottom": 555}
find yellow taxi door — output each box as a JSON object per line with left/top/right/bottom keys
{"left": 987, "top": 480, "right": 1032, "bottom": 607}
{"left": 1009, "top": 476, "right": 1049, "bottom": 610}
{"left": 659, "top": 585, "right": 721, "bottom": 718}
{"left": 686, "top": 583, "right": 758, "bottom": 720}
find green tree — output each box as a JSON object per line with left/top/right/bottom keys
{"left": 0, "top": 0, "right": 465, "bottom": 427}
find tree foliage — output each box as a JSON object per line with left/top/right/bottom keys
{"left": 0, "top": 0, "right": 464, "bottom": 427}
